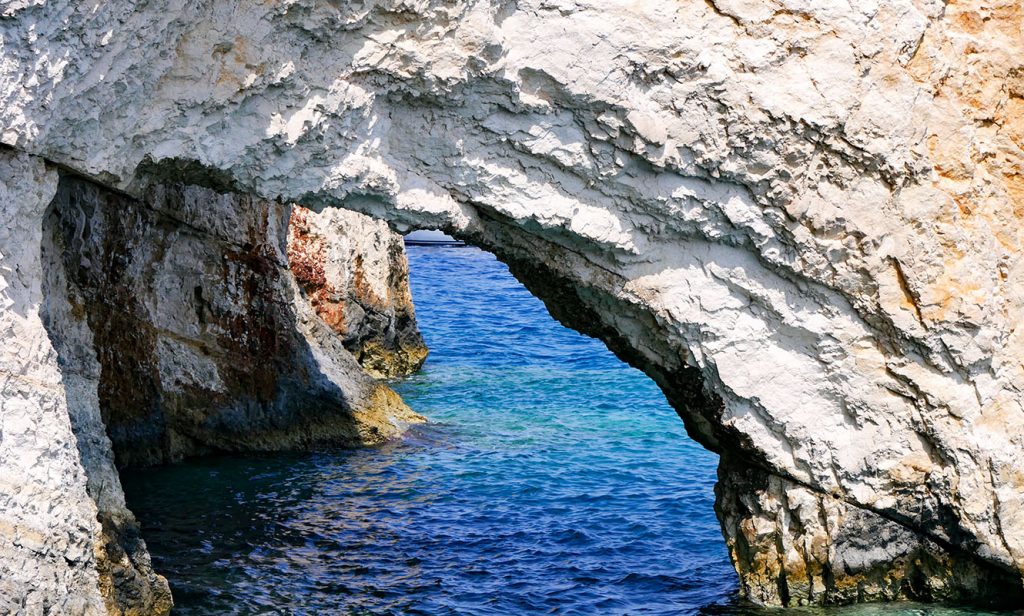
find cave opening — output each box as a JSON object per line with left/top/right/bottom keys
{"left": 28, "top": 156, "right": 1024, "bottom": 613}
{"left": 34, "top": 168, "right": 737, "bottom": 613}
{"left": 117, "top": 233, "right": 735, "bottom": 614}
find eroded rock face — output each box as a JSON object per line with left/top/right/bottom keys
{"left": 288, "top": 206, "right": 428, "bottom": 378}
{"left": 43, "top": 175, "right": 422, "bottom": 468}
{"left": 715, "top": 456, "right": 1019, "bottom": 606}
{"left": 0, "top": 149, "right": 113, "bottom": 616}
{"left": 2, "top": 0, "right": 1023, "bottom": 608}
{"left": 0, "top": 162, "right": 424, "bottom": 612}
{"left": 1, "top": 149, "right": 174, "bottom": 615}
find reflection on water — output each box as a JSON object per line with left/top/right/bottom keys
{"left": 121, "top": 247, "right": 1008, "bottom": 615}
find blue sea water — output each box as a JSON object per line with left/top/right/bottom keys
{"left": 121, "top": 247, "right": 1001, "bottom": 615}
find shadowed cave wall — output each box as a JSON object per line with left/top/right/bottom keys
{"left": 35, "top": 170, "right": 428, "bottom": 612}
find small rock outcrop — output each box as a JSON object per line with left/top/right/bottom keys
{"left": 288, "top": 206, "right": 428, "bottom": 378}
{"left": 2, "top": 0, "right": 1024, "bottom": 610}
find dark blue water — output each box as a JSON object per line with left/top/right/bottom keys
{"left": 121, "top": 247, "right": 995, "bottom": 615}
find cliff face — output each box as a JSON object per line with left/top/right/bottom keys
{"left": 288, "top": 206, "right": 428, "bottom": 378}
{"left": 0, "top": 151, "right": 113, "bottom": 616}
{"left": 43, "top": 175, "right": 423, "bottom": 467}
{"left": 1, "top": 0, "right": 1023, "bottom": 610}
{"left": 0, "top": 154, "right": 425, "bottom": 613}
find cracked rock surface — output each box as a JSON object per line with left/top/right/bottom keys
{"left": 288, "top": 205, "right": 428, "bottom": 378}
{"left": 2, "top": 152, "right": 426, "bottom": 612}
{"left": 2, "top": 0, "right": 1024, "bottom": 609}
{"left": 0, "top": 149, "right": 113, "bottom": 616}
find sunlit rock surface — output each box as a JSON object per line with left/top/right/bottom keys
{"left": 2, "top": 0, "right": 1023, "bottom": 609}
{"left": 288, "top": 205, "right": 428, "bottom": 378}
{"left": 0, "top": 150, "right": 120, "bottom": 616}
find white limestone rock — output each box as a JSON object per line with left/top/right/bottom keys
{"left": 0, "top": 149, "right": 112, "bottom": 615}
{"left": 1, "top": 0, "right": 1023, "bottom": 608}
{"left": 1, "top": 155, "right": 426, "bottom": 613}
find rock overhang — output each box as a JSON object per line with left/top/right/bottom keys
{"left": 2, "top": 0, "right": 1023, "bottom": 608}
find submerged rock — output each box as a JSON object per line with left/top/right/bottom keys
{"left": 1, "top": 0, "right": 1024, "bottom": 610}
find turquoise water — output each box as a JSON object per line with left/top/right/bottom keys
{"left": 121, "top": 247, "right": 997, "bottom": 615}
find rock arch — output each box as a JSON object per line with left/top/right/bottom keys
{"left": 1, "top": 0, "right": 1023, "bottom": 610}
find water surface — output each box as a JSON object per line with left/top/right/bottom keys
{"left": 122, "top": 247, "right": 997, "bottom": 615}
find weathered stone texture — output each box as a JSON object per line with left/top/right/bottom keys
{"left": 42, "top": 176, "right": 423, "bottom": 467}
{"left": 0, "top": 149, "right": 112, "bottom": 614}
{"left": 2, "top": 0, "right": 1024, "bottom": 608}
{"left": 288, "top": 205, "right": 428, "bottom": 378}
{"left": 0, "top": 155, "right": 425, "bottom": 614}
{"left": 716, "top": 457, "right": 1023, "bottom": 607}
